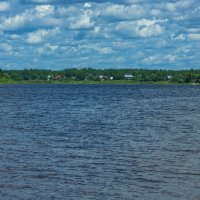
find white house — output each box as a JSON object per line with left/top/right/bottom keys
{"left": 124, "top": 74, "right": 134, "bottom": 79}
{"left": 167, "top": 75, "right": 173, "bottom": 80}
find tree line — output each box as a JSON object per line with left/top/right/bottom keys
{"left": 1, "top": 68, "right": 200, "bottom": 83}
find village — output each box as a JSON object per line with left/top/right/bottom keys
{"left": 2, "top": 68, "right": 200, "bottom": 84}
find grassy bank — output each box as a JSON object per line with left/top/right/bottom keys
{"left": 1, "top": 68, "right": 200, "bottom": 85}
{"left": 0, "top": 79, "right": 199, "bottom": 85}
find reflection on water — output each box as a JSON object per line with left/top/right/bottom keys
{"left": 0, "top": 84, "right": 200, "bottom": 200}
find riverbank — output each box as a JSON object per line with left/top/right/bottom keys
{"left": 1, "top": 68, "right": 200, "bottom": 85}
{"left": 0, "top": 79, "right": 199, "bottom": 85}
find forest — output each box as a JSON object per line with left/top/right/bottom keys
{"left": 1, "top": 68, "right": 200, "bottom": 84}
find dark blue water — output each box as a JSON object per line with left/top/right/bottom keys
{"left": 0, "top": 84, "right": 200, "bottom": 200}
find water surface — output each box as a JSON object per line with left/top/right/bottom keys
{"left": 0, "top": 84, "right": 200, "bottom": 200}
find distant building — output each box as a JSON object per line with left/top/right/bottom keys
{"left": 124, "top": 74, "right": 134, "bottom": 79}
{"left": 47, "top": 75, "right": 53, "bottom": 81}
{"left": 54, "top": 75, "right": 62, "bottom": 80}
{"left": 110, "top": 76, "right": 114, "bottom": 80}
{"left": 99, "top": 75, "right": 104, "bottom": 79}
{"left": 99, "top": 75, "right": 108, "bottom": 80}
{"left": 167, "top": 75, "right": 173, "bottom": 80}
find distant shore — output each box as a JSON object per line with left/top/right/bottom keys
{"left": 1, "top": 68, "right": 200, "bottom": 85}
{"left": 0, "top": 80, "right": 199, "bottom": 85}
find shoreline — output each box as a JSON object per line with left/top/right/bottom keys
{"left": 0, "top": 80, "right": 199, "bottom": 85}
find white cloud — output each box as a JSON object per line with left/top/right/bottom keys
{"left": 143, "top": 54, "right": 177, "bottom": 64}
{"left": 156, "top": 39, "right": 167, "bottom": 48}
{"left": 0, "top": 0, "right": 199, "bottom": 69}
{"left": 9, "top": 34, "right": 21, "bottom": 40}
{"left": 73, "top": 43, "right": 112, "bottom": 55}
{"left": 98, "top": 47, "right": 112, "bottom": 54}
{"left": 2, "top": 5, "right": 58, "bottom": 31}
{"left": 46, "top": 43, "right": 58, "bottom": 51}
{"left": 84, "top": 3, "right": 92, "bottom": 8}
{"left": 36, "top": 43, "right": 58, "bottom": 55}
{"left": 143, "top": 55, "right": 158, "bottom": 63}
{"left": 2, "top": 12, "right": 29, "bottom": 30}
{"left": 176, "top": 0, "right": 192, "bottom": 9}
{"left": 36, "top": 47, "right": 45, "bottom": 54}
{"left": 0, "top": 2, "right": 10, "bottom": 12}
{"left": 116, "top": 19, "right": 164, "bottom": 37}
{"left": 188, "top": 34, "right": 200, "bottom": 40}
{"left": 173, "top": 15, "right": 188, "bottom": 21}
{"left": 27, "top": 30, "right": 49, "bottom": 44}
{"left": 2, "top": 4, "right": 95, "bottom": 31}
{"left": 88, "top": 26, "right": 112, "bottom": 39}
{"left": 94, "top": 26, "right": 100, "bottom": 33}
{"left": 165, "top": 54, "right": 177, "bottom": 62}
{"left": 35, "top": 5, "right": 54, "bottom": 17}
{"left": 165, "top": 3, "right": 176, "bottom": 12}
{"left": 0, "top": 43, "right": 12, "bottom": 54}
{"left": 30, "top": 0, "right": 54, "bottom": 3}
{"left": 26, "top": 28, "right": 60, "bottom": 44}
{"left": 101, "top": 4, "right": 145, "bottom": 19}
{"left": 188, "top": 28, "right": 200, "bottom": 33}
{"left": 158, "top": 0, "right": 192, "bottom": 12}
{"left": 113, "top": 41, "right": 135, "bottom": 49}
{"left": 125, "top": 0, "right": 144, "bottom": 4}
{"left": 69, "top": 11, "right": 94, "bottom": 29}
{"left": 150, "top": 9, "right": 162, "bottom": 16}
{"left": 171, "top": 34, "right": 186, "bottom": 41}
{"left": 57, "top": 6, "right": 79, "bottom": 16}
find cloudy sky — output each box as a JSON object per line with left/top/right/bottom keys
{"left": 0, "top": 0, "right": 200, "bottom": 69}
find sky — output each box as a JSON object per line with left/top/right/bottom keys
{"left": 0, "top": 0, "right": 200, "bottom": 70}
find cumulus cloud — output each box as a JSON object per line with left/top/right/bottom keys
{"left": 171, "top": 33, "right": 186, "bottom": 41}
{"left": 98, "top": 47, "right": 112, "bottom": 54}
{"left": 0, "top": 0, "right": 199, "bottom": 69}
{"left": 116, "top": 19, "right": 164, "bottom": 37}
{"left": 35, "top": 5, "right": 54, "bottom": 17}
{"left": 143, "top": 54, "right": 177, "bottom": 64}
{"left": 0, "top": 43, "right": 13, "bottom": 54}
{"left": 29, "top": 0, "right": 54, "bottom": 3}
{"left": 1, "top": 5, "right": 58, "bottom": 31}
{"left": 1, "top": 4, "right": 94, "bottom": 31}
{"left": 9, "top": 34, "right": 21, "bottom": 40}
{"left": 27, "top": 29, "right": 49, "bottom": 44}
{"left": 165, "top": 3, "right": 177, "bottom": 12}
{"left": 36, "top": 43, "right": 58, "bottom": 55}
{"left": 0, "top": 2, "right": 10, "bottom": 12}
{"left": 176, "top": 0, "right": 193, "bottom": 9}
{"left": 101, "top": 4, "right": 145, "bottom": 19}
{"left": 84, "top": 3, "right": 92, "bottom": 8}
{"left": 69, "top": 11, "right": 94, "bottom": 29}
{"left": 188, "top": 34, "right": 200, "bottom": 40}
{"left": 158, "top": 0, "right": 193, "bottom": 12}
{"left": 26, "top": 28, "right": 60, "bottom": 44}
{"left": 188, "top": 28, "right": 200, "bottom": 33}
{"left": 150, "top": 9, "right": 162, "bottom": 16}
{"left": 2, "top": 12, "right": 29, "bottom": 30}
{"left": 125, "top": 0, "right": 145, "bottom": 4}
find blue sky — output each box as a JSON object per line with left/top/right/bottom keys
{"left": 0, "top": 0, "right": 200, "bottom": 70}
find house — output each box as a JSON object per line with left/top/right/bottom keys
{"left": 124, "top": 74, "right": 134, "bottom": 79}
{"left": 99, "top": 75, "right": 108, "bottom": 80}
{"left": 99, "top": 75, "right": 104, "bottom": 79}
{"left": 54, "top": 75, "right": 62, "bottom": 80}
{"left": 47, "top": 75, "right": 53, "bottom": 81}
{"left": 167, "top": 75, "right": 173, "bottom": 80}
